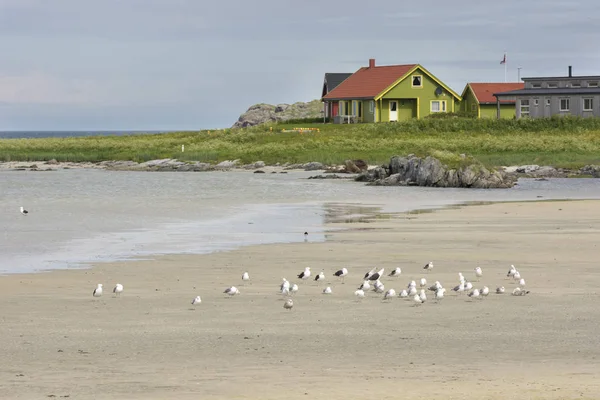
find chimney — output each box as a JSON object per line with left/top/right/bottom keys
{"left": 568, "top": 65, "right": 572, "bottom": 77}
{"left": 369, "top": 58, "right": 375, "bottom": 68}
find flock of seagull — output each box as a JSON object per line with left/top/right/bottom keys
{"left": 91, "top": 262, "right": 530, "bottom": 309}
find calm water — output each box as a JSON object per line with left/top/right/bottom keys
{"left": 0, "top": 130, "right": 178, "bottom": 139}
{"left": 2, "top": 169, "right": 600, "bottom": 275}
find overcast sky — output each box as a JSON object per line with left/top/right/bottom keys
{"left": 1, "top": 0, "right": 599, "bottom": 130}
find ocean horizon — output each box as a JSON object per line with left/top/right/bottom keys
{"left": 0, "top": 130, "right": 192, "bottom": 139}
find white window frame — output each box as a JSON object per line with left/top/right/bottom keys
{"left": 547, "top": 82, "right": 558, "bottom": 88}
{"left": 532, "top": 83, "right": 542, "bottom": 89}
{"left": 588, "top": 82, "right": 599, "bottom": 88}
{"left": 571, "top": 82, "right": 581, "bottom": 88}
{"left": 560, "top": 98, "right": 570, "bottom": 111}
{"left": 534, "top": 99, "right": 539, "bottom": 106}
{"left": 545, "top": 98, "right": 551, "bottom": 106}
{"left": 583, "top": 98, "right": 593, "bottom": 111}
{"left": 520, "top": 99, "right": 530, "bottom": 116}
{"left": 411, "top": 75, "right": 423, "bottom": 88}
{"left": 431, "top": 100, "right": 447, "bottom": 113}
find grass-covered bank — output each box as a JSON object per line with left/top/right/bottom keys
{"left": 2, "top": 117, "right": 600, "bottom": 168}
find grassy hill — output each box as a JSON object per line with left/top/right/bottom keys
{"left": 2, "top": 116, "right": 600, "bottom": 168}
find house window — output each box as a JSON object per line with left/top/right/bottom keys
{"left": 471, "top": 104, "right": 477, "bottom": 112}
{"left": 534, "top": 99, "right": 539, "bottom": 106}
{"left": 532, "top": 83, "right": 542, "bottom": 88}
{"left": 583, "top": 98, "right": 594, "bottom": 111}
{"left": 431, "top": 100, "right": 447, "bottom": 113}
{"left": 571, "top": 82, "right": 581, "bottom": 88}
{"left": 358, "top": 101, "right": 362, "bottom": 117}
{"left": 560, "top": 98, "right": 570, "bottom": 111}
{"left": 520, "top": 99, "right": 530, "bottom": 116}
{"left": 588, "top": 82, "right": 599, "bottom": 87}
{"left": 369, "top": 101, "right": 374, "bottom": 113}
{"left": 352, "top": 101, "right": 357, "bottom": 116}
{"left": 411, "top": 75, "right": 423, "bottom": 88}
{"left": 545, "top": 98, "right": 551, "bottom": 106}
{"left": 547, "top": 82, "right": 558, "bottom": 88}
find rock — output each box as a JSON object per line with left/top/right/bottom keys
{"left": 232, "top": 100, "right": 324, "bottom": 128}
{"left": 344, "top": 160, "right": 368, "bottom": 174}
{"left": 580, "top": 165, "right": 600, "bottom": 177}
{"left": 308, "top": 174, "right": 348, "bottom": 180}
{"left": 29, "top": 164, "right": 38, "bottom": 169}
{"left": 254, "top": 170, "right": 265, "bottom": 174}
{"left": 244, "top": 161, "right": 266, "bottom": 170}
{"left": 215, "top": 160, "right": 240, "bottom": 170}
{"left": 357, "top": 154, "right": 516, "bottom": 189}
{"left": 529, "top": 166, "right": 565, "bottom": 178}
{"left": 516, "top": 165, "right": 540, "bottom": 173}
{"left": 303, "top": 162, "right": 324, "bottom": 171}
{"left": 283, "top": 163, "right": 303, "bottom": 170}
{"left": 46, "top": 159, "right": 58, "bottom": 165}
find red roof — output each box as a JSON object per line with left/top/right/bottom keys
{"left": 468, "top": 83, "right": 524, "bottom": 104}
{"left": 322, "top": 64, "right": 417, "bottom": 100}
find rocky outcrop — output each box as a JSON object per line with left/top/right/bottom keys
{"left": 579, "top": 165, "right": 600, "bottom": 177}
{"left": 232, "top": 100, "right": 324, "bottom": 128}
{"left": 355, "top": 155, "right": 517, "bottom": 189}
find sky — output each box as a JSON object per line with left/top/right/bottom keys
{"left": 0, "top": 0, "right": 599, "bottom": 131}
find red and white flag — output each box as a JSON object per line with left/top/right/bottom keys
{"left": 500, "top": 53, "right": 506, "bottom": 64}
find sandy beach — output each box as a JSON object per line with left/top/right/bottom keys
{"left": 2, "top": 199, "right": 600, "bottom": 399}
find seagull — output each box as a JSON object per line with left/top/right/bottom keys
{"left": 399, "top": 289, "right": 409, "bottom": 298}
{"left": 513, "top": 271, "right": 521, "bottom": 280}
{"left": 408, "top": 286, "right": 417, "bottom": 296}
{"left": 383, "top": 288, "right": 396, "bottom": 300}
{"left": 314, "top": 271, "right": 325, "bottom": 282}
{"left": 333, "top": 267, "right": 348, "bottom": 283}
{"left": 423, "top": 261, "right": 433, "bottom": 272}
{"left": 322, "top": 286, "right": 332, "bottom": 295}
{"left": 428, "top": 281, "right": 443, "bottom": 292}
{"left": 373, "top": 280, "right": 385, "bottom": 293}
{"left": 280, "top": 278, "right": 290, "bottom": 292}
{"left": 297, "top": 267, "right": 311, "bottom": 280}
{"left": 191, "top": 295, "right": 202, "bottom": 305}
{"left": 474, "top": 266, "right": 483, "bottom": 279}
{"left": 354, "top": 289, "right": 365, "bottom": 299}
{"left": 465, "top": 282, "right": 473, "bottom": 291}
{"left": 512, "top": 287, "right": 530, "bottom": 296}
{"left": 458, "top": 272, "right": 465, "bottom": 284}
{"left": 434, "top": 287, "right": 446, "bottom": 301}
{"left": 224, "top": 286, "right": 240, "bottom": 296}
{"left": 496, "top": 286, "right": 505, "bottom": 294}
{"left": 113, "top": 283, "right": 123, "bottom": 296}
{"left": 419, "top": 278, "right": 427, "bottom": 288}
{"left": 481, "top": 286, "right": 490, "bottom": 296}
{"left": 407, "top": 280, "right": 416, "bottom": 289}
{"left": 368, "top": 268, "right": 385, "bottom": 282}
{"left": 20, "top": 206, "right": 28, "bottom": 215}
{"left": 388, "top": 267, "right": 401, "bottom": 277}
{"left": 358, "top": 280, "right": 371, "bottom": 291}
{"left": 453, "top": 282, "right": 465, "bottom": 294}
{"left": 468, "top": 288, "right": 481, "bottom": 299}
{"left": 284, "top": 298, "right": 294, "bottom": 310}
{"left": 364, "top": 267, "right": 376, "bottom": 280}
{"left": 507, "top": 265, "right": 517, "bottom": 277}
{"left": 519, "top": 278, "right": 526, "bottom": 286}
{"left": 242, "top": 272, "right": 250, "bottom": 282}
{"left": 419, "top": 289, "right": 427, "bottom": 303}
{"left": 413, "top": 294, "right": 424, "bottom": 305}
{"left": 290, "top": 283, "right": 299, "bottom": 294}
{"left": 93, "top": 284, "right": 103, "bottom": 297}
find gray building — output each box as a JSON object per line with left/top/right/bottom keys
{"left": 493, "top": 66, "right": 600, "bottom": 119}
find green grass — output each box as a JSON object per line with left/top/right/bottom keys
{"left": 2, "top": 116, "right": 600, "bottom": 168}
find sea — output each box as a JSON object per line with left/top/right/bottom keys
{"left": 2, "top": 168, "right": 600, "bottom": 275}
{"left": 0, "top": 130, "right": 176, "bottom": 139}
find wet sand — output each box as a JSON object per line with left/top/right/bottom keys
{"left": 2, "top": 200, "right": 600, "bottom": 399}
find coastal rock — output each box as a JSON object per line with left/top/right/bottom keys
{"left": 303, "top": 162, "right": 324, "bottom": 171}
{"left": 215, "top": 160, "right": 240, "bottom": 170}
{"left": 307, "top": 174, "right": 349, "bottom": 180}
{"left": 244, "top": 161, "right": 266, "bottom": 170}
{"left": 232, "top": 99, "right": 324, "bottom": 128}
{"left": 358, "top": 154, "right": 516, "bottom": 189}
{"left": 46, "top": 159, "right": 58, "bottom": 165}
{"left": 580, "top": 165, "right": 600, "bottom": 177}
{"left": 516, "top": 165, "right": 540, "bottom": 174}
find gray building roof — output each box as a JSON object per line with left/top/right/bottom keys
{"left": 522, "top": 75, "right": 600, "bottom": 81}
{"left": 322, "top": 73, "right": 353, "bottom": 97}
{"left": 494, "top": 88, "right": 600, "bottom": 97}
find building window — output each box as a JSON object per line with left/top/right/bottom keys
{"left": 534, "top": 99, "right": 539, "bottom": 106}
{"left": 471, "top": 104, "right": 477, "bottom": 112}
{"left": 369, "top": 101, "right": 374, "bottom": 113}
{"left": 588, "top": 82, "right": 599, "bottom": 88}
{"left": 431, "top": 100, "right": 447, "bottom": 113}
{"left": 571, "top": 82, "right": 581, "bottom": 88}
{"left": 520, "top": 99, "right": 530, "bottom": 116}
{"left": 583, "top": 98, "right": 594, "bottom": 111}
{"left": 547, "top": 83, "right": 558, "bottom": 88}
{"left": 545, "top": 98, "right": 551, "bottom": 106}
{"left": 411, "top": 75, "right": 423, "bottom": 88}
{"left": 560, "top": 98, "right": 570, "bottom": 111}
{"left": 358, "top": 101, "right": 362, "bottom": 117}
{"left": 532, "top": 83, "right": 542, "bottom": 88}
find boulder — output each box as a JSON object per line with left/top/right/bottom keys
{"left": 232, "top": 100, "right": 324, "bottom": 128}
{"left": 303, "top": 162, "right": 324, "bottom": 171}
{"left": 46, "top": 159, "right": 58, "bottom": 165}
{"left": 215, "top": 160, "right": 240, "bottom": 170}
{"left": 580, "top": 165, "right": 600, "bottom": 177}
{"left": 516, "top": 165, "right": 540, "bottom": 173}
{"left": 244, "top": 161, "right": 266, "bottom": 170}
{"left": 357, "top": 154, "right": 516, "bottom": 189}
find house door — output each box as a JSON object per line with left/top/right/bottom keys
{"left": 389, "top": 101, "right": 398, "bottom": 121}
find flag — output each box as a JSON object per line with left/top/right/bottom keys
{"left": 500, "top": 54, "right": 506, "bottom": 64}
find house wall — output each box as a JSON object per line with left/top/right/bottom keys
{"left": 460, "top": 88, "right": 479, "bottom": 115}
{"left": 515, "top": 95, "right": 600, "bottom": 119}
{"left": 480, "top": 104, "right": 515, "bottom": 119}
{"left": 362, "top": 100, "right": 375, "bottom": 123}
{"left": 380, "top": 67, "right": 457, "bottom": 121}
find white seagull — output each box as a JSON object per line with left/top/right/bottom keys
{"left": 423, "top": 261, "right": 434, "bottom": 272}
{"left": 322, "top": 286, "right": 332, "bottom": 295}
{"left": 280, "top": 278, "right": 290, "bottom": 294}
{"left": 474, "top": 266, "right": 483, "bottom": 279}
{"left": 496, "top": 286, "right": 505, "bottom": 294}
{"left": 297, "top": 267, "right": 311, "bottom": 280}
{"left": 93, "top": 284, "right": 103, "bottom": 297}
{"left": 191, "top": 295, "right": 202, "bottom": 305}
{"left": 354, "top": 289, "right": 365, "bottom": 299}
{"left": 481, "top": 286, "right": 490, "bottom": 296}
{"left": 513, "top": 271, "right": 521, "bottom": 281}
{"left": 284, "top": 298, "right": 294, "bottom": 310}
{"left": 20, "top": 206, "right": 29, "bottom": 215}
{"left": 364, "top": 267, "right": 376, "bottom": 280}
{"left": 242, "top": 272, "right": 250, "bottom": 282}
{"left": 290, "top": 283, "right": 299, "bottom": 294}
{"left": 314, "top": 270, "right": 325, "bottom": 282}
{"left": 468, "top": 288, "right": 481, "bottom": 299}
{"left": 435, "top": 287, "right": 446, "bottom": 301}
{"left": 453, "top": 282, "right": 465, "bottom": 294}
{"left": 507, "top": 265, "right": 517, "bottom": 277}
{"left": 428, "top": 281, "right": 443, "bottom": 292}
{"left": 408, "top": 286, "right": 418, "bottom": 296}
{"left": 519, "top": 278, "right": 526, "bottom": 286}
{"left": 333, "top": 267, "right": 348, "bottom": 283}
{"left": 373, "top": 280, "right": 385, "bottom": 293}
{"left": 419, "top": 289, "right": 427, "bottom": 303}
{"left": 113, "top": 283, "right": 123, "bottom": 296}
{"left": 224, "top": 286, "right": 240, "bottom": 296}
{"left": 383, "top": 288, "right": 397, "bottom": 300}
{"left": 512, "top": 287, "right": 530, "bottom": 296}
{"left": 419, "top": 278, "right": 427, "bottom": 288}
{"left": 465, "top": 282, "right": 473, "bottom": 291}
{"left": 399, "top": 289, "right": 409, "bottom": 298}
{"left": 407, "top": 280, "right": 417, "bottom": 289}
{"left": 388, "top": 267, "right": 402, "bottom": 277}
{"left": 358, "top": 280, "right": 371, "bottom": 291}
{"left": 368, "top": 268, "right": 385, "bottom": 282}
{"left": 413, "top": 293, "right": 424, "bottom": 305}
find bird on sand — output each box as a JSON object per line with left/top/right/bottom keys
{"left": 423, "top": 261, "right": 434, "bottom": 272}
{"left": 297, "top": 267, "right": 311, "bottom": 280}
{"left": 20, "top": 206, "right": 29, "bottom": 215}
{"left": 224, "top": 286, "right": 240, "bottom": 296}
{"left": 368, "top": 268, "right": 385, "bottom": 281}
{"left": 191, "top": 295, "right": 202, "bottom": 305}
{"left": 358, "top": 280, "right": 371, "bottom": 291}
{"left": 474, "top": 266, "right": 483, "bottom": 279}
{"left": 333, "top": 267, "right": 348, "bottom": 283}
{"left": 113, "top": 283, "right": 123, "bottom": 296}
{"left": 468, "top": 288, "right": 481, "bottom": 299}
{"left": 314, "top": 271, "right": 325, "bottom": 282}
{"left": 413, "top": 294, "right": 424, "bottom": 305}
{"left": 496, "top": 286, "right": 505, "bottom": 294}
{"left": 242, "top": 272, "right": 250, "bottom": 282}
{"left": 388, "top": 267, "right": 401, "bottom": 277}
{"left": 284, "top": 298, "right": 294, "bottom": 310}
{"left": 93, "top": 284, "right": 103, "bottom": 297}
{"left": 481, "top": 286, "right": 490, "bottom": 297}
{"left": 383, "top": 288, "right": 396, "bottom": 300}
{"left": 364, "top": 267, "right": 376, "bottom": 280}
{"left": 322, "top": 286, "right": 332, "bottom": 295}
{"left": 354, "top": 289, "right": 365, "bottom": 299}
{"left": 434, "top": 287, "right": 446, "bottom": 301}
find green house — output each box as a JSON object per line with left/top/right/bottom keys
{"left": 321, "top": 59, "right": 461, "bottom": 123}
{"left": 460, "top": 83, "right": 524, "bottom": 118}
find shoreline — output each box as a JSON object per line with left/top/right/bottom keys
{"left": 2, "top": 199, "right": 600, "bottom": 399}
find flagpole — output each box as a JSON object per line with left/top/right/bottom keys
{"left": 504, "top": 52, "right": 507, "bottom": 83}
